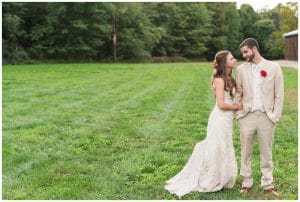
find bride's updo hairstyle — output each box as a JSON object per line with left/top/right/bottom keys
{"left": 212, "top": 50, "right": 236, "bottom": 97}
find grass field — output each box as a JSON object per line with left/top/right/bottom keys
{"left": 2, "top": 63, "right": 297, "bottom": 200}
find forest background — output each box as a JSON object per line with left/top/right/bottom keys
{"left": 2, "top": 2, "right": 298, "bottom": 64}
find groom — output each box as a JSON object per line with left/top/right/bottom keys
{"left": 235, "top": 38, "right": 284, "bottom": 196}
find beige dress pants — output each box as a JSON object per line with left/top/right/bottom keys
{"left": 238, "top": 111, "right": 275, "bottom": 190}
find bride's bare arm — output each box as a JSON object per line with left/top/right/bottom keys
{"left": 214, "top": 78, "right": 242, "bottom": 110}
{"left": 234, "top": 67, "right": 243, "bottom": 103}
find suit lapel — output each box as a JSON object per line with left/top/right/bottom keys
{"left": 260, "top": 58, "right": 269, "bottom": 87}
{"left": 245, "top": 63, "right": 253, "bottom": 94}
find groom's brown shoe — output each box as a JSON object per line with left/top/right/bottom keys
{"left": 240, "top": 187, "right": 251, "bottom": 193}
{"left": 264, "top": 188, "right": 279, "bottom": 197}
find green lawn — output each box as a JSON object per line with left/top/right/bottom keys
{"left": 2, "top": 63, "right": 297, "bottom": 200}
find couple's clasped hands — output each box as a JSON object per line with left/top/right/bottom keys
{"left": 234, "top": 85, "right": 243, "bottom": 110}
{"left": 234, "top": 102, "right": 243, "bottom": 110}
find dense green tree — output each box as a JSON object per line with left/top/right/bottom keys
{"left": 206, "top": 2, "right": 241, "bottom": 59}
{"left": 239, "top": 4, "right": 259, "bottom": 39}
{"left": 279, "top": 2, "right": 298, "bottom": 33}
{"left": 3, "top": 3, "right": 29, "bottom": 63}
{"left": 111, "top": 3, "right": 163, "bottom": 61}
{"left": 206, "top": 3, "right": 228, "bottom": 59}
{"left": 27, "top": 3, "right": 113, "bottom": 61}
{"left": 180, "top": 3, "right": 213, "bottom": 58}
{"left": 224, "top": 3, "right": 242, "bottom": 57}
{"left": 146, "top": 3, "right": 178, "bottom": 57}
{"left": 263, "top": 2, "right": 298, "bottom": 58}
{"left": 254, "top": 18, "right": 276, "bottom": 54}
{"left": 147, "top": 3, "right": 213, "bottom": 59}
{"left": 166, "top": 3, "right": 212, "bottom": 58}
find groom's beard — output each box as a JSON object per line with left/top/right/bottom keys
{"left": 246, "top": 53, "right": 255, "bottom": 62}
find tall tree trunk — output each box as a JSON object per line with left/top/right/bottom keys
{"left": 113, "top": 10, "right": 117, "bottom": 61}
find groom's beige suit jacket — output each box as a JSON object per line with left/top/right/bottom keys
{"left": 234, "top": 58, "right": 284, "bottom": 123}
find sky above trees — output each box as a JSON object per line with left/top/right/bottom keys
{"left": 236, "top": 0, "right": 298, "bottom": 11}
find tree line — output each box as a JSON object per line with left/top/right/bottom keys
{"left": 2, "top": 2, "right": 298, "bottom": 64}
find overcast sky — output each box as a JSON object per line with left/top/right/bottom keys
{"left": 235, "top": 0, "right": 298, "bottom": 12}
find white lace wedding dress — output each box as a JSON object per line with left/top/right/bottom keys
{"left": 165, "top": 90, "right": 238, "bottom": 196}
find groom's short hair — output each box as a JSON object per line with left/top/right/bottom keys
{"left": 239, "top": 38, "right": 260, "bottom": 52}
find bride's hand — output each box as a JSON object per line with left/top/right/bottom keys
{"left": 235, "top": 102, "right": 243, "bottom": 110}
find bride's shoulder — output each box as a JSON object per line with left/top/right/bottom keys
{"left": 213, "top": 77, "right": 224, "bottom": 86}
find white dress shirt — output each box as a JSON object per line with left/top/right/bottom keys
{"left": 251, "top": 62, "right": 265, "bottom": 112}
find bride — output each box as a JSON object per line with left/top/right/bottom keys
{"left": 165, "top": 50, "right": 243, "bottom": 197}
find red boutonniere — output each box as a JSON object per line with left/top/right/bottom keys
{"left": 260, "top": 70, "right": 267, "bottom": 77}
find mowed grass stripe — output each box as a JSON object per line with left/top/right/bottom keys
{"left": 95, "top": 66, "right": 214, "bottom": 199}
{"left": 2, "top": 64, "right": 150, "bottom": 120}
{"left": 2, "top": 65, "right": 165, "bottom": 131}
{"left": 3, "top": 63, "right": 196, "bottom": 199}
{"left": 2, "top": 65, "right": 169, "bottom": 163}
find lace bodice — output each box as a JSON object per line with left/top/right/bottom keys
{"left": 224, "top": 90, "right": 234, "bottom": 104}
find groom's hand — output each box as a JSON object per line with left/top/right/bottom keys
{"left": 236, "top": 85, "right": 243, "bottom": 94}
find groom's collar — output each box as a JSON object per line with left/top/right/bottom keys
{"left": 248, "top": 57, "right": 267, "bottom": 67}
